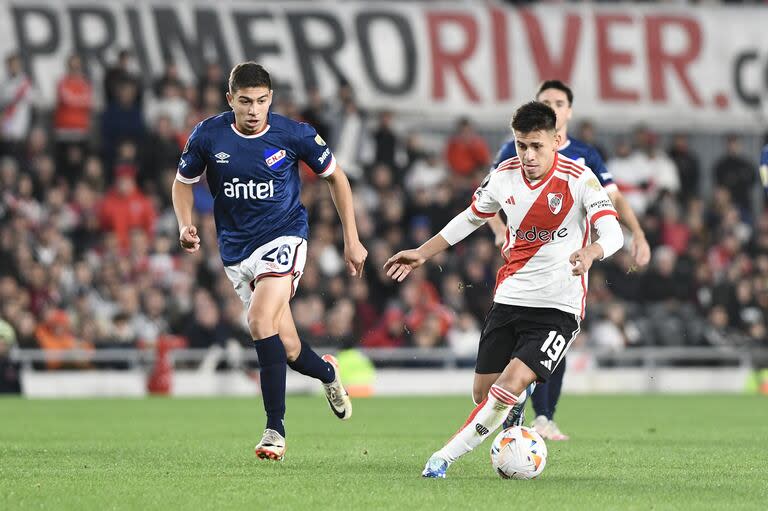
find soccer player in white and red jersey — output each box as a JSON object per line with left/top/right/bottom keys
{"left": 490, "top": 80, "right": 651, "bottom": 440}
{"left": 384, "top": 102, "right": 623, "bottom": 478}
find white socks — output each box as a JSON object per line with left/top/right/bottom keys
{"left": 436, "top": 384, "right": 519, "bottom": 463}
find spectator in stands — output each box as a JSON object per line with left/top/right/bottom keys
{"left": 100, "top": 80, "right": 145, "bottom": 169}
{"left": 362, "top": 306, "right": 411, "bottom": 348}
{"left": 98, "top": 164, "right": 156, "bottom": 251}
{"left": 141, "top": 115, "right": 181, "bottom": 191}
{"left": 196, "top": 60, "right": 228, "bottom": 111}
{"left": 713, "top": 134, "right": 757, "bottom": 216}
{"left": 103, "top": 49, "right": 142, "bottom": 107}
{"left": 300, "top": 86, "right": 331, "bottom": 143}
{"left": 444, "top": 117, "right": 491, "bottom": 178}
{"left": 53, "top": 54, "right": 93, "bottom": 183}
{"left": 181, "top": 289, "right": 232, "bottom": 349}
{"left": 34, "top": 308, "right": 92, "bottom": 369}
{"left": 575, "top": 119, "right": 608, "bottom": 161}
{"left": 370, "top": 110, "right": 405, "bottom": 174}
{"left": 634, "top": 125, "right": 680, "bottom": 196}
{"left": 0, "top": 53, "right": 34, "bottom": 159}
{"left": 668, "top": 133, "right": 700, "bottom": 205}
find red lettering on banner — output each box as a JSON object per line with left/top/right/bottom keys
{"left": 427, "top": 12, "right": 480, "bottom": 102}
{"left": 490, "top": 6, "right": 511, "bottom": 101}
{"left": 520, "top": 9, "right": 581, "bottom": 84}
{"left": 595, "top": 14, "right": 639, "bottom": 101}
{"left": 645, "top": 15, "right": 703, "bottom": 106}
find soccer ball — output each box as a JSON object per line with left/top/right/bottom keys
{"left": 490, "top": 426, "right": 547, "bottom": 479}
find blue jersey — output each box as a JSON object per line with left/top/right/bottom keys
{"left": 492, "top": 136, "right": 616, "bottom": 191}
{"left": 761, "top": 144, "right": 768, "bottom": 198}
{"left": 177, "top": 111, "right": 335, "bottom": 265}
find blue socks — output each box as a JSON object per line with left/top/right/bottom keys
{"left": 288, "top": 341, "right": 335, "bottom": 384}
{"left": 254, "top": 334, "right": 287, "bottom": 436}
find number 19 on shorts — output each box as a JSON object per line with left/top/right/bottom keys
{"left": 540, "top": 331, "right": 567, "bottom": 364}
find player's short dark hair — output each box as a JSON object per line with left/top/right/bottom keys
{"left": 229, "top": 62, "right": 271, "bottom": 93}
{"left": 536, "top": 80, "right": 573, "bottom": 105}
{"left": 511, "top": 101, "right": 557, "bottom": 134}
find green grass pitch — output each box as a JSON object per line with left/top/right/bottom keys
{"left": 1, "top": 394, "right": 766, "bottom": 510}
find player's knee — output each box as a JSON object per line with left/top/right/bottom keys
{"left": 248, "top": 315, "right": 279, "bottom": 340}
{"left": 472, "top": 390, "right": 484, "bottom": 405}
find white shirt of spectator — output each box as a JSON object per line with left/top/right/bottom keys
{"left": 471, "top": 153, "right": 618, "bottom": 318}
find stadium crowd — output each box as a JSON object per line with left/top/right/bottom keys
{"left": 1, "top": 51, "right": 767, "bottom": 375}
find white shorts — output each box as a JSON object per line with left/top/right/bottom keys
{"left": 224, "top": 236, "right": 307, "bottom": 304}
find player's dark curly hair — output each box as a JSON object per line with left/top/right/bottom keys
{"left": 511, "top": 101, "right": 557, "bottom": 134}
{"left": 229, "top": 62, "right": 271, "bottom": 93}
{"left": 537, "top": 80, "right": 573, "bottom": 105}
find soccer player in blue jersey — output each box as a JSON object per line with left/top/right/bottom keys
{"left": 172, "top": 62, "right": 367, "bottom": 460}
{"left": 760, "top": 143, "right": 768, "bottom": 198}
{"left": 488, "top": 80, "right": 650, "bottom": 440}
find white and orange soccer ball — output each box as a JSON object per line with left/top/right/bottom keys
{"left": 490, "top": 426, "right": 548, "bottom": 479}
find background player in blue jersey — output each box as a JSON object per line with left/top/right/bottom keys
{"left": 760, "top": 142, "right": 768, "bottom": 198}
{"left": 489, "top": 80, "right": 651, "bottom": 441}
{"left": 172, "top": 62, "right": 367, "bottom": 460}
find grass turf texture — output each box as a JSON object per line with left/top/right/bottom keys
{"left": 1, "top": 395, "right": 766, "bottom": 510}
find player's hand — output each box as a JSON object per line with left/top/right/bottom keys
{"left": 630, "top": 233, "right": 651, "bottom": 268}
{"left": 569, "top": 245, "right": 601, "bottom": 276}
{"left": 384, "top": 249, "right": 426, "bottom": 282}
{"left": 345, "top": 239, "right": 368, "bottom": 278}
{"left": 179, "top": 225, "right": 200, "bottom": 253}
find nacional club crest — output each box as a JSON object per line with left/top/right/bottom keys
{"left": 264, "top": 148, "right": 287, "bottom": 169}
{"left": 547, "top": 192, "right": 563, "bottom": 215}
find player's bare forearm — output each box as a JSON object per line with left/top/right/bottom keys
{"left": 418, "top": 233, "right": 451, "bottom": 260}
{"left": 172, "top": 179, "right": 200, "bottom": 252}
{"left": 325, "top": 167, "right": 361, "bottom": 243}
{"left": 608, "top": 190, "right": 650, "bottom": 267}
{"left": 172, "top": 179, "right": 194, "bottom": 232}
{"left": 325, "top": 166, "right": 368, "bottom": 276}
{"left": 487, "top": 213, "right": 507, "bottom": 247}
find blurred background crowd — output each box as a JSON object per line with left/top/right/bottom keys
{"left": 1, "top": 50, "right": 767, "bottom": 374}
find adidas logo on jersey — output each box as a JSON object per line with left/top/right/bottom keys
{"left": 215, "top": 152, "right": 230, "bottom": 163}
{"left": 505, "top": 195, "right": 515, "bottom": 205}
{"left": 540, "top": 360, "right": 553, "bottom": 370}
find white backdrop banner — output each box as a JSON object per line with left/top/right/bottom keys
{"left": 1, "top": 1, "right": 767, "bottom": 130}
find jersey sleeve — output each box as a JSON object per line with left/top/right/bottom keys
{"left": 469, "top": 173, "right": 501, "bottom": 220}
{"left": 585, "top": 146, "right": 617, "bottom": 192}
{"left": 578, "top": 172, "right": 618, "bottom": 225}
{"left": 176, "top": 121, "right": 207, "bottom": 184}
{"left": 492, "top": 139, "right": 517, "bottom": 169}
{"left": 295, "top": 122, "right": 336, "bottom": 178}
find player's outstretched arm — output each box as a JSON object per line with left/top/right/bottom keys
{"left": 569, "top": 215, "right": 623, "bottom": 275}
{"left": 172, "top": 179, "right": 200, "bottom": 253}
{"left": 607, "top": 189, "right": 650, "bottom": 268}
{"left": 487, "top": 213, "right": 506, "bottom": 247}
{"left": 324, "top": 165, "right": 367, "bottom": 277}
{"left": 384, "top": 205, "right": 489, "bottom": 282}
{"left": 384, "top": 234, "right": 450, "bottom": 282}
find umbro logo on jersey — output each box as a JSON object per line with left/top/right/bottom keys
{"left": 215, "top": 152, "right": 230, "bottom": 163}
{"left": 547, "top": 192, "right": 563, "bottom": 214}
{"left": 540, "top": 360, "right": 553, "bottom": 370}
{"left": 505, "top": 195, "right": 515, "bottom": 205}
